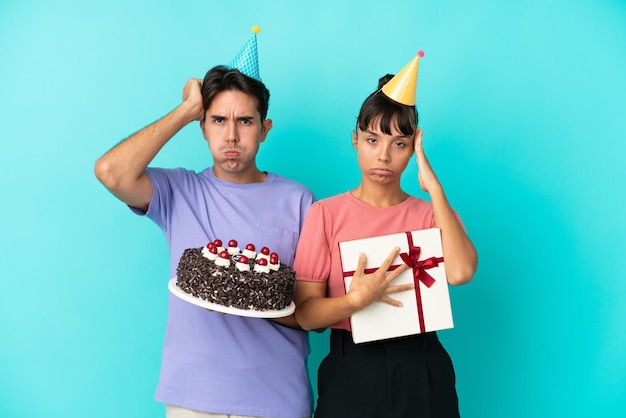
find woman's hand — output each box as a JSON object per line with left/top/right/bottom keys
{"left": 345, "top": 247, "right": 412, "bottom": 310}
{"left": 414, "top": 128, "right": 442, "bottom": 194}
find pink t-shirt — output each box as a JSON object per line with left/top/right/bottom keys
{"left": 294, "top": 191, "right": 439, "bottom": 331}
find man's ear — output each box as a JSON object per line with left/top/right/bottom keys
{"left": 260, "top": 119, "right": 273, "bottom": 142}
{"left": 352, "top": 130, "right": 358, "bottom": 149}
{"left": 199, "top": 119, "right": 210, "bottom": 144}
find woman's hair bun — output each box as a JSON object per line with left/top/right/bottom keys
{"left": 377, "top": 74, "right": 395, "bottom": 90}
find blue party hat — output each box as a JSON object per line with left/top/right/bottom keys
{"left": 229, "top": 26, "right": 261, "bottom": 80}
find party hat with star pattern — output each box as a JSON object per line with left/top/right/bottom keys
{"left": 381, "top": 51, "right": 424, "bottom": 106}
{"left": 229, "top": 26, "right": 261, "bottom": 80}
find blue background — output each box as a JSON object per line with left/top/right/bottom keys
{"left": 1, "top": 0, "right": 625, "bottom": 417}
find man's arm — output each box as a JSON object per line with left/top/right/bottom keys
{"left": 94, "top": 78, "right": 205, "bottom": 211}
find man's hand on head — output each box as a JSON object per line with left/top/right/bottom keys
{"left": 182, "top": 78, "right": 205, "bottom": 122}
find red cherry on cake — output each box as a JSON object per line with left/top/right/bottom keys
{"left": 228, "top": 239, "right": 238, "bottom": 247}
{"left": 206, "top": 242, "right": 216, "bottom": 248}
{"left": 219, "top": 250, "right": 229, "bottom": 259}
{"left": 257, "top": 258, "right": 268, "bottom": 266}
{"left": 208, "top": 245, "right": 217, "bottom": 254}
{"left": 270, "top": 253, "right": 279, "bottom": 263}
{"left": 214, "top": 239, "right": 223, "bottom": 247}
{"left": 245, "top": 243, "right": 256, "bottom": 251}
{"left": 238, "top": 255, "right": 249, "bottom": 264}
{"left": 260, "top": 247, "right": 270, "bottom": 256}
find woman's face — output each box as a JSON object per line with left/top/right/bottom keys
{"left": 352, "top": 117, "right": 414, "bottom": 186}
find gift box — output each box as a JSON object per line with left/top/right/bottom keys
{"left": 339, "top": 228, "right": 453, "bottom": 344}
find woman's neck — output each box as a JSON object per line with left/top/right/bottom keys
{"left": 350, "top": 183, "right": 409, "bottom": 208}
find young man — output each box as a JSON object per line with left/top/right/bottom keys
{"left": 94, "top": 65, "right": 314, "bottom": 417}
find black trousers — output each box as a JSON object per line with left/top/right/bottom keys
{"left": 314, "top": 329, "right": 460, "bottom": 418}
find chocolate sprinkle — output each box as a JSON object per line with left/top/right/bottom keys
{"left": 176, "top": 248, "right": 296, "bottom": 311}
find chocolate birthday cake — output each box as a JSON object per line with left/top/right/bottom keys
{"left": 175, "top": 239, "right": 296, "bottom": 311}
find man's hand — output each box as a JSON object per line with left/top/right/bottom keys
{"left": 182, "top": 78, "right": 205, "bottom": 122}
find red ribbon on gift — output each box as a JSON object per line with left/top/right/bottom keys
{"left": 399, "top": 232, "right": 444, "bottom": 333}
{"left": 342, "top": 231, "right": 444, "bottom": 333}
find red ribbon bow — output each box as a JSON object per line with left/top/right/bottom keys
{"left": 399, "top": 246, "right": 443, "bottom": 289}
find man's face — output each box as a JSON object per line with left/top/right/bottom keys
{"left": 200, "top": 90, "right": 272, "bottom": 183}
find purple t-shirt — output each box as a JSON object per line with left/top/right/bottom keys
{"left": 136, "top": 167, "right": 314, "bottom": 417}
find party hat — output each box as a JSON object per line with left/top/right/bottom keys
{"left": 381, "top": 50, "right": 424, "bottom": 106}
{"left": 229, "top": 26, "right": 261, "bottom": 80}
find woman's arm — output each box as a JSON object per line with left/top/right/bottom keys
{"left": 414, "top": 129, "right": 478, "bottom": 285}
{"left": 295, "top": 248, "right": 411, "bottom": 331}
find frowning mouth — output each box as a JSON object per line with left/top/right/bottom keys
{"left": 224, "top": 149, "right": 240, "bottom": 158}
{"left": 370, "top": 167, "right": 393, "bottom": 175}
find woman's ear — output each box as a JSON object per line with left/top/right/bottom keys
{"left": 352, "top": 130, "right": 358, "bottom": 149}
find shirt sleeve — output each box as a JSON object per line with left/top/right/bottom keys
{"left": 143, "top": 167, "right": 176, "bottom": 231}
{"left": 126, "top": 167, "right": 171, "bottom": 225}
{"left": 293, "top": 201, "right": 332, "bottom": 283}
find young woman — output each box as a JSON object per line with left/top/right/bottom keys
{"left": 293, "top": 74, "right": 478, "bottom": 418}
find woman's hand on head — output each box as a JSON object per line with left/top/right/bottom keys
{"left": 414, "top": 128, "right": 442, "bottom": 194}
{"left": 345, "top": 247, "right": 413, "bottom": 310}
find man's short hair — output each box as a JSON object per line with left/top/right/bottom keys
{"left": 201, "top": 66, "right": 271, "bottom": 120}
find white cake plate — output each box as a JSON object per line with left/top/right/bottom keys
{"left": 168, "top": 278, "right": 295, "bottom": 318}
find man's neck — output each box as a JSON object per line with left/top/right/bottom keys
{"left": 212, "top": 167, "right": 267, "bottom": 184}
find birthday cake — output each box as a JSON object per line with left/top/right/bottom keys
{"left": 175, "top": 239, "right": 296, "bottom": 311}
